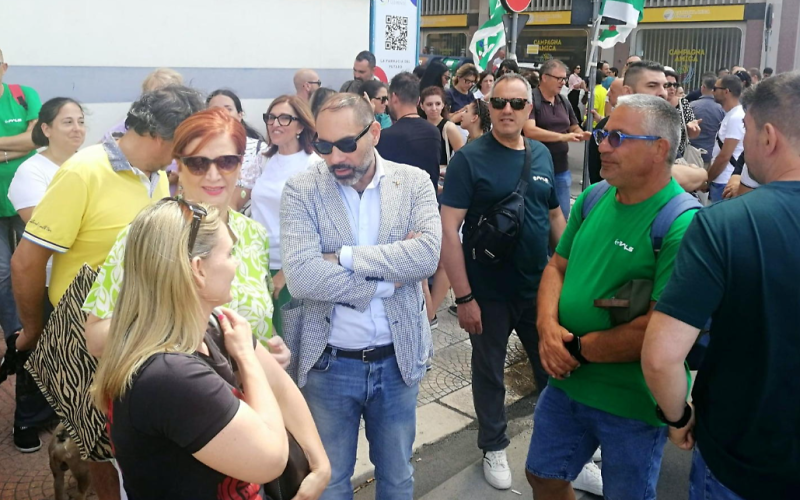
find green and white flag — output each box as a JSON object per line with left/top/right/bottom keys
{"left": 469, "top": 0, "right": 506, "bottom": 71}
{"left": 596, "top": 0, "right": 645, "bottom": 49}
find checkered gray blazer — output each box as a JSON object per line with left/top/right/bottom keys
{"left": 280, "top": 153, "right": 442, "bottom": 388}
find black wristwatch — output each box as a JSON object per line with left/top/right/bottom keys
{"left": 564, "top": 336, "right": 590, "bottom": 365}
{"left": 656, "top": 403, "right": 693, "bottom": 428}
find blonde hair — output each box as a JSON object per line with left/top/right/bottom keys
{"left": 141, "top": 68, "right": 184, "bottom": 93}
{"left": 93, "top": 201, "right": 223, "bottom": 413}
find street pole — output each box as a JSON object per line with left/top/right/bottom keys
{"left": 581, "top": 0, "right": 603, "bottom": 192}
{"left": 510, "top": 12, "right": 519, "bottom": 60}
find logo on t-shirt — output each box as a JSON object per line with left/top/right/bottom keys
{"left": 532, "top": 175, "right": 550, "bottom": 184}
{"left": 614, "top": 239, "right": 634, "bottom": 253}
{"left": 4, "top": 118, "right": 23, "bottom": 124}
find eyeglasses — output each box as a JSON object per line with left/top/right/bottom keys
{"left": 373, "top": 96, "right": 389, "bottom": 103}
{"left": 180, "top": 155, "right": 242, "bottom": 176}
{"left": 713, "top": 86, "right": 727, "bottom": 91}
{"left": 160, "top": 197, "right": 208, "bottom": 255}
{"left": 593, "top": 129, "right": 661, "bottom": 148}
{"left": 307, "top": 80, "right": 322, "bottom": 86}
{"left": 312, "top": 121, "right": 374, "bottom": 155}
{"left": 664, "top": 82, "right": 680, "bottom": 89}
{"left": 264, "top": 113, "right": 299, "bottom": 126}
{"left": 544, "top": 74, "right": 568, "bottom": 84}
{"left": 489, "top": 97, "right": 529, "bottom": 111}
{"left": 462, "top": 79, "right": 477, "bottom": 86}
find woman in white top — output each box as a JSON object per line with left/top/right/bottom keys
{"left": 567, "top": 64, "right": 586, "bottom": 122}
{"left": 207, "top": 89, "right": 266, "bottom": 211}
{"left": 9, "top": 98, "right": 85, "bottom": 285}
{"left": 250, "top": 95, "right": 319, "bottom": 335}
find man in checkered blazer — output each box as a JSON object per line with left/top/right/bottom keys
{"left": 280, "top": 93, "right": 441, "bottom": 500}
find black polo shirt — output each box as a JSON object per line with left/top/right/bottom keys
{"left": 531, "top": 88, "right": 578, "bottom": 175}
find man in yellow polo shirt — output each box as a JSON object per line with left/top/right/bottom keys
{"left": 11, "top": 85, "right": 203, "bottom": 499}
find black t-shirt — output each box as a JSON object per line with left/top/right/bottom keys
{"left": 377, "top": 117, "right": 442, "bottom": 191}
{"left": 587, "top": 115, "right": 608, "bottom": 185}
{"left": 656, "top": 182, "right": 800, "bottom": 499}
{"left": 440, "top": 133, "right": 559, "bottom": 301}
{"left": 531, "top": 88, "right": 578, "bottom": 174}
{"left": 110, "top": 338, "right": 262, "bottom": 499}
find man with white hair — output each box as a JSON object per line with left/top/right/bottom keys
{"left": 528, "top": 94, "right": 700, "bottom": 500}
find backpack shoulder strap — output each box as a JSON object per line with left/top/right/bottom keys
{"left": 581, "top": 180, "right": 611, "bottom": 220}
{"left": 557, "top": 93, "right": 572, "bottom": 119}
{"left": 532, "top": 88, "right": 543, "bottom": 115}
{"left": 8, "top": 84, "right": 28, "bottom": 111}
{"left": 651, "top": 193, "right": 702, "bottom": 254}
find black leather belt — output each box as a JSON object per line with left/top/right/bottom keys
{"left": 324, "top": 344, "right": 395, "bottom": 363}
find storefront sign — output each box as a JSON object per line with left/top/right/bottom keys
{"left": 641, "top": 5, "right": 745, "bottom": 23}
{"left": 528, "top": 38, "right": 562, "bottom": 52}
{"left": 525, "top": 10, "right": 572, "bottom": 26}
{"left": 526, "top": 44, "right": 539, "bottom": 54}
{"left": 421, "top": 14, "right": 468, "bottom": 28}
{"left": 668, "top": 48, "right": 706, "bottom": 63}
{"left": 371, "top": 0, "right": 420, "bottom": 82}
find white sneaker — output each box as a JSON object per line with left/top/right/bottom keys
{"left": 592, "top": 447, "right": 602, "bottom": 462}
{"left": 483, "top": 450, "right": 512, "bottom": 490}
{"left": 572, "top": 461, "right": 603, "bottom": 496}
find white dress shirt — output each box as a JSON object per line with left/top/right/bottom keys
{"left": 328, "top": 155, "right": 395, "bottom": 349}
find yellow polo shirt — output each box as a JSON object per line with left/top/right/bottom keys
{"left": 23, "top": 140, "right": 169, "bottom": 305}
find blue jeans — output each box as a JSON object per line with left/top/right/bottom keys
{"left": 554, "top": 170, "right": 572, "bottom": 220}
{"left": 0, "top": 215, "right": 24, "bottom": 339}
{"left": 526, "top": 386, "right": 668, "bottom": 500}
{"left": 709, "top": 182, "right": 726, "bottom": 203}
{"left": 302, "top": 350, "right": 418, "bottom": 500}
{"left": 689, "top": 447, "right": 746, "bottom": 500}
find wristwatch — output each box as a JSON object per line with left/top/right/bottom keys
{"left": 564, "top": 336, "right": 590, "bottom": 365}
{"left": 335, "top": 248, "right": 342, "bottom": 266}
{"left": 656, "top": 403, "right": 692, "bottom": 428}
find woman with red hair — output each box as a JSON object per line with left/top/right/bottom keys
{"left": 83, "top": 107, "right": 331, "bottom": 498}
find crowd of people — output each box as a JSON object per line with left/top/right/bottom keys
{"left": 0, "top": 43, "right": 797, "bottom": 500}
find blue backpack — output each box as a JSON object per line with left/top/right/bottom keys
{"left": 582, "top": 180, "right": 708, "bottom": 369}
{"left": 581, "top": 180, "right": 702, "bottom": 254}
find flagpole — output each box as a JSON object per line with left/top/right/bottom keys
{"left": 581, "top": 1, "right": 603, "bottom": 192}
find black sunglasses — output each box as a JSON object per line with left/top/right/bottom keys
{"left": 312, "top": 121, "right": 374, "bottom": 155}
{"left": 307, "top": 80, "right": 322, "bottom": 86}
{"left": 713, "top": 86, "right": 728, "bottom": 91}
{"left": 489, "top": 97, "right": 528, "bottom": 111}
{"left": 373, "top": 96, "right": 389, "bottom": 103}
{"left": 160, "top": 197, "right": 208, "bottom": 255}
{"left": 180, "top": 155, "right": 242, "bottom": 176}
{"left": 264, "top": 113, "right": 299, "bottom": 126}
{"left": 664, "top": 82, "right": 680, "bottom": 88}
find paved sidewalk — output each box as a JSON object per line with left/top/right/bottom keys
{"left": 0, "top": 297, "right": 536, "bottom": 498}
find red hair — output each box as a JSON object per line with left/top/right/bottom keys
{"left": 171, "top": 107, "right": 247, "bottom": 159}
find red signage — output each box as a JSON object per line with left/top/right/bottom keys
{"left": 502, "top": 0, "right": 531, "bottom": 13}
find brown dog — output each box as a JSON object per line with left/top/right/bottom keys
{"left": 48, "top": 423, "right": 91, "bottom": 500}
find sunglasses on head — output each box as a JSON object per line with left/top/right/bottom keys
{"left": 593, "top": 129, "right": 661, "bottom": 148}
{"left": 180, "top": 155, "right": 242, "bottom": 176}
{"left": 160, "top": 197, "right": 208, "bottom": 255}
{"left": 373, "top": 96, "right": 389, "bottom": 103}
{"left": 489, "top": 97, "right": 528, "bottom": 111}
{"left": 312, "top": 121, "right": 374, "bottom": 155}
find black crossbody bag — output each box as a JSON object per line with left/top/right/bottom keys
{"left": 463, "top": 140, "right": 531, "bottom": 265}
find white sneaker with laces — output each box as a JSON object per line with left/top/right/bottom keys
{"left": 592, "top": 447, "right": 602, "bottom": 462}
{"left": 572, "top": 461, "right": 603, "bottom": 496}
{"left": 483, "top": 450, "right": 512, "bottom": 490}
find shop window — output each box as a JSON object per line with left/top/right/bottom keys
{"left": 424, "top": 33, "right": 468, "bottom": 57}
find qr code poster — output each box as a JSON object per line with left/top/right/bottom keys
{"left": 385, "top": 15, "right": 409, "bottom": 51}
{"left": 371, "top": 0, "right": 419, "bottom": 82}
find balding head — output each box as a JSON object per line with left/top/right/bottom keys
{"left": 294, "top": 69, "right": 321, "bottom": 101}
{"left": 608, "top": 78, "right": 624, "bottom": 108}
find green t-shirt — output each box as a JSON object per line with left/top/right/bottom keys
{"left": 550, "top": 179, "right": 694, "bottom": 426}
{"left": 440, "top": 133, "right": 560, "bottom": 301}
{"left": 0, "top": 83, "right": 42, "bottom": 217}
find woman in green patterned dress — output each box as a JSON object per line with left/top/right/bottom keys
{"left": 83, "top": 107, "right": 288, "bottom": 364}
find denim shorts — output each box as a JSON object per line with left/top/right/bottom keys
{"left": 689, "top": 446, "right": 746, "bottom": 500}
{"left": 526, "top": 386, "right": 668, "bottom": 500}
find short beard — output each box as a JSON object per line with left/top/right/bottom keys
{"left": 329, "top": 146, "right": 374, "bottom": 187}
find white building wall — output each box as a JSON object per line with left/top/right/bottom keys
{"left": 4, "top": 0, "right": 371, "bottom": 143}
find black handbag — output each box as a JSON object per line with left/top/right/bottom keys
{"left": 463, "top": 139, "right": 531, "bottom": 265}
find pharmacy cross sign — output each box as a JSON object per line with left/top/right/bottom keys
{"left": 502, "top": 0, "right": 531, "bottom": 12}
